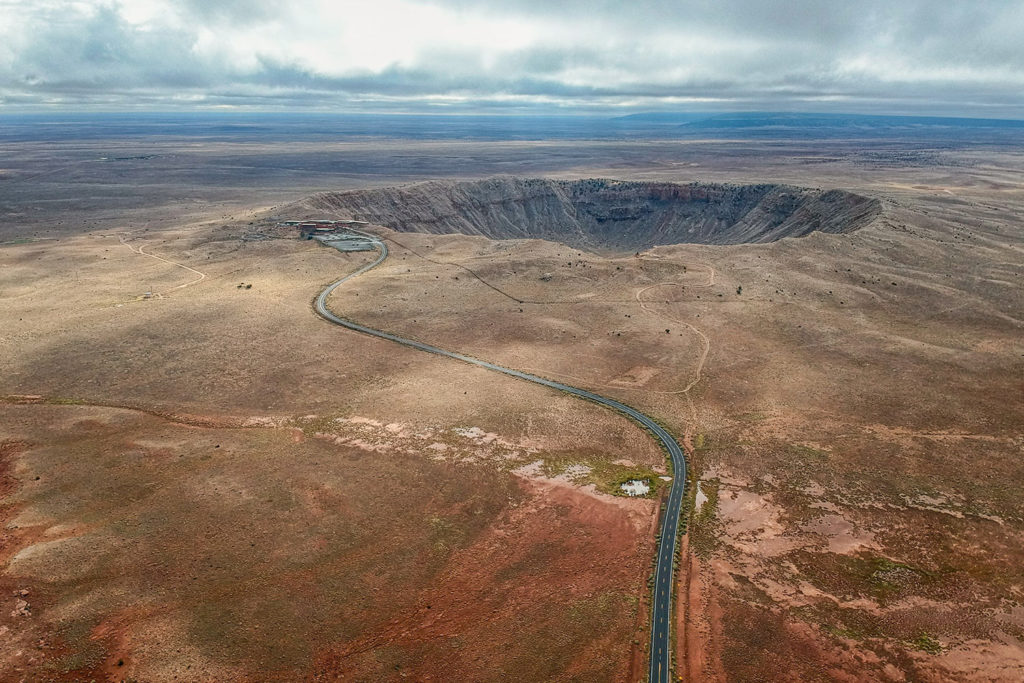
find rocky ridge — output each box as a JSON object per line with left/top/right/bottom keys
{"left": 296, "top": 177, "right": 881, "bottom": 250}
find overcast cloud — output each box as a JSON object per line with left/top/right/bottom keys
{"left": 1, "top": 0, "right": 1022, "bottom": 115}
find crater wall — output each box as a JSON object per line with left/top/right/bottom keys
{"left": 296, "top": 177, "right": 881, "bottom": 250}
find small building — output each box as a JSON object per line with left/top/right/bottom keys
{"left": 294, "top": 218, "right": 368, "bottom": 239}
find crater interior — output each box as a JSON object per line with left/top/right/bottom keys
{"left": 299, "top": 176, "right": 881, "bottom": 251}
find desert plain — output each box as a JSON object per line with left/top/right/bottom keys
{"left": 1, "top": 118, "right": 1023, "bottom": 681}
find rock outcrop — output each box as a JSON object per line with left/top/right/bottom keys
{"left": 296, "top": 177, "right": 880, "bottom": 250}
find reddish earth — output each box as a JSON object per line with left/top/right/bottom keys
{"left": 2, "top": 136, "right": 1024, "bottom": 681}
{"left": 0, "top": 403, "right": 657, "bottom": 682}
{"left": 316, "top": 477, "right": 654, "bottom": 681}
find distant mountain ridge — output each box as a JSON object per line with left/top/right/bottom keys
{"left": 614, "top": 111, "right": 1024, "bottom": 128}
{"left": 677, "top": 112, "right": 1024, "bottom": 129}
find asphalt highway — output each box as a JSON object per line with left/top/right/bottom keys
{"left": 313, "top": 229, "right": 687, "bottom": 683}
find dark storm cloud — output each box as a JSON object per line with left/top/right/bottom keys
{"left": 2, "top": 4, "right": 212, "bottom": 93}
{"left": 1, "top": 0, "right": 1022, "bottom": 115}
{"left": 423, "top": 0, "right": 1024, "bottom": 83}
{"left": 427, "top": 0, "right": 1022, "bottom": 56}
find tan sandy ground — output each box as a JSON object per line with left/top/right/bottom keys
{"left": 0, "top": 215, "right": 662, "bottom": 681}
{"left": 1, "top": 138, "right": 1023, "bottom": 681}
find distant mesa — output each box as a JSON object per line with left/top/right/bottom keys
{"left": 293, "top": 177, "right": 881, "bottom": 251}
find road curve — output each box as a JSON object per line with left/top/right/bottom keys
{"left": 313, "top": 228, "right": 688, "bottom": 683}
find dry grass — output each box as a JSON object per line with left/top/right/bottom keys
{"left": 1, "top": 134, "right": 1023, "bottom": 681}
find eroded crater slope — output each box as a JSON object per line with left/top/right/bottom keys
{"left": 297, "top": 177, "right": 881, "bottom": 250}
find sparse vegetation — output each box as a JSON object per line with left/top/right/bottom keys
{"left": 787, "top": 443, "right": 829, "bottom": 461}
{"left": 689, "top": 478, "right": 721, "bottom": 558}
{"left": 537, "top": 452, "right": 664, "bottom": 497}
{"left": 2, "top": 123, "right": 1022, "bottom": 683}
{"left": 911, "top": 632, "right": 944, "bottom": 654}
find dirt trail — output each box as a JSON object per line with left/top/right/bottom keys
{"left": 0, "top": 394, "right": 278, "bottom": 430}
{"left": 634, "top": 260, "right": 715, "bottom": 400}
{"left": 118, "top": 233, "right": 206, "bottom": 297}
{"left": 381, "top": 237, "right": 717, "bottom": 400}
{"left": 386, "top": 234, "right": 650, "bottom": 305}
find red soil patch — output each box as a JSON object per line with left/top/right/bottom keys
{"left": 314, "top": 477, "right": 656, "bottom": 681}
{"left": 681, "top": 551, "right": 727, "bottom": 683}
{"left": 0, "top": 441, "right": 108, "bottom": 681}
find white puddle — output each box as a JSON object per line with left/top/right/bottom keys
{"left": 620, "top": 479, "right": 651, "bottom": 497}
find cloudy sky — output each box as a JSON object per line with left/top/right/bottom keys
{"left": 2, "top": 0, "right": 1023, "bottom": 116}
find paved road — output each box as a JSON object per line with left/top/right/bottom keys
{"left": 313, "top": 229, "right": 688, "bottom": 683}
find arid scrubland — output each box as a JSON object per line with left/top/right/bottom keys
{"left": 2, "top": 132, "right": 1023, "bottom": 681}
